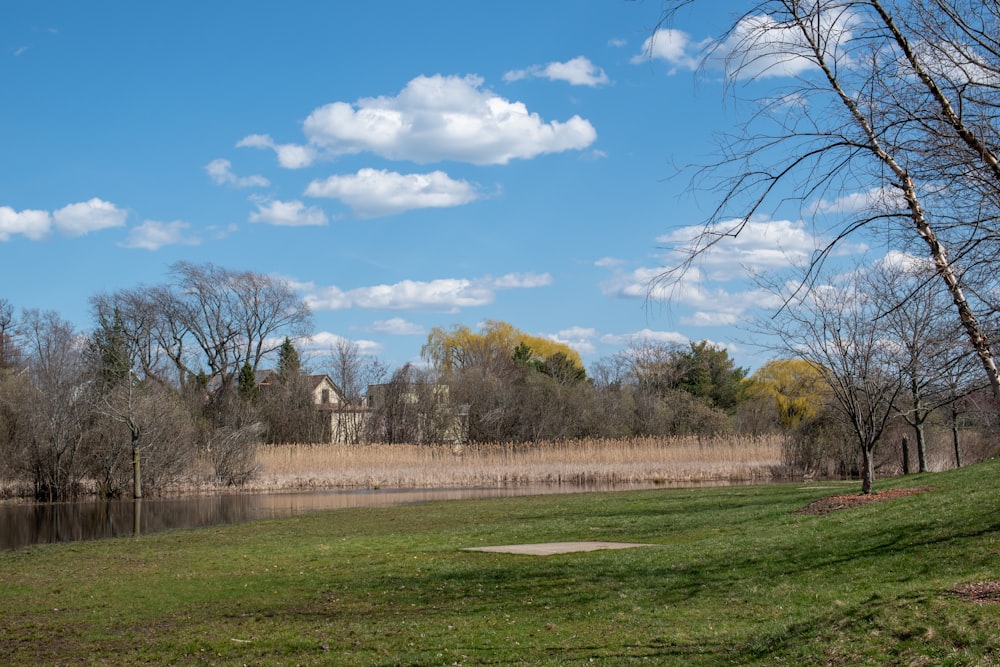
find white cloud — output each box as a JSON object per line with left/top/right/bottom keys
{"left": 237, "top": 133, "right": 318, "bottom": 169}
{"left": 0, "top": 206, "right": 51, "bottom": 241}
{"left": 594, "top": 256, "right": 623, "bottom": 268}
{"left": 370, "top": 317, "right": 425, "bottom": 335}
{"left": 504, "top": 56, "right": 610, "bottom": 87}
{"left": 633, "top": 28, "right": 706, "bottom": 72}
{"left": 302, "top": 273, "right": 551, "bottom": 312}
{"left": 305, "top": 331, "right": 382, "bottom": 355}
{"left": 636, "top": 10, "right": 855, "bottom": 80}
{"left": 300, "top": 74, "right": 597, "bottom": 165}
{"left": 875, "top": 249, "right": 934, "bottom": 274}
{"left": 305, "top": 168, "right": 479, "bottom": 218}
{"left": 204, "top": 158, "right": 270, "bottom": 188}
{"left": 809, "top": 187, "right": 905, "bottom": 215}
{"left": 548, "top": 326, "right": 599, "bottom": 356}
{"left": 53, "top": 198, "right": 127, "bottom": 236}
{"left": 711, "top": 14, "right": 825, "bottom": 79}
{"left": 249, "top": 199, "right": 328, "bottom": 227}
{"left": 121, "top": 220, "right": 200, "bottom": 251}
{"left": 655, "top": 217, "right": 869, "bottom": 280}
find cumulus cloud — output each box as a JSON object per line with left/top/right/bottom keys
{"left": 204, "top": 158, "right": 270, "bottom": 188}
{"left": 635, "top": 10, "right": 855, "bottom": 80}
{"left": 504, "top": 56, "right": 610, "bottom": 87}
{"left": 654, "top": 217, "right": 866, "bottom": 282}
{"left": 53, "top": 198, "right": 127, "bottom": 236}
{"left": 305, "top": 168, "right": 480, "bottom": 218}
{"left": 632, "top": 28, "right": 707, "bottom": 72}
{"left": 600, "top": 218, "right": 826, "bottom": 329}
{"left": 0, "top": 206, "right": 51, "bottom": 241}
{"left": 249, "top": 199, "right": 328, "bottom": 227}
{"left": 237, "top": 133, "right": 318, "bottom": 169}
{"left": 809, "top": 187, "right": 905, "bottom": 215}
{"left": 875, "top": 249, "right": 934, "bottom": 274}
{"left": 121, "top": 220, "right": 200, "bottom": 251}
{"left": 302, "top": 272, "right": 552, "bottom": 312}
{"left": 1, "top": 198, "right": 127, "bottom": 241}
{"left": 299, "top": 74, "right": 596, "bottom": 165}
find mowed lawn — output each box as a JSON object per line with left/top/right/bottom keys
{"left": 2, "top": 462, "right": 1000, "bottom": 666}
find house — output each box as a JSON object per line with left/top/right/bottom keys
{"left": 257, "top": 370, "right": 361, "bottom": 443}
{"left": 255, "top": 371, "right": 468, "bottom": 445}
{"left": 256, "top": 370, "right": 346, "bottom": 406}
{"left": 365, "top": 382, "right": 469, "bottom": 445}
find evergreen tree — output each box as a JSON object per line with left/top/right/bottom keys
{"left": 237, "top": 362, "right": 257, "bottom": 400}
{"left": 276, "top": 337, "right": 301, "bottom": 380}
{"left": 89, "top": 307, "right": 132, "bottom": 387}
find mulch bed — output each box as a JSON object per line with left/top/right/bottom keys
{"left": 950, "top": 581, "right": 1000, "bottom": 605}
{"left": 793, "top": 486, "right": 934, "bottom": 516}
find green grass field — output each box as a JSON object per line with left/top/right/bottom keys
{"left": 2, "top": 462, "right": 999, "bottom": 665}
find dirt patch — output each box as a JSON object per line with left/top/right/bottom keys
{"left": 464, "top": 541, "right": 656, "bottom": 556}
{"left": 794, "top": 487, "right": 933, "bottom": 516}
{"left": 950, "top": 581, "right": 1000, "bottom": 605}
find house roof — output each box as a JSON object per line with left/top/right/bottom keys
{"left": 257, "top": 370, "right": 346, "bottom": 397}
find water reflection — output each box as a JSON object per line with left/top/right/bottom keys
{"left": 0, "top": 482, "right": 712, "bottom": 551}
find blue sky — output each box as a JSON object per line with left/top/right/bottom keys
{"left": 0, "top": 2, "right": 877, "bottom": 373}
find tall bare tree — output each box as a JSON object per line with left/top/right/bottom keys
{"left": 167, "top": 261, "right": 313, "bottom": 396}
{"left": 92, "top": 262, "right": 313, "bottom": 398}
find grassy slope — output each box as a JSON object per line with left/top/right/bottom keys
{"left": 1, "top": 463, "right": 999, "bottom": 666}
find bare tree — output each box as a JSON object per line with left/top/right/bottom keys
{"left": 86, "top": 308, "right": 198, "bottom": 497}
{"left": 92, "top": 263, "right": 313, "bottom": 400}
{"left": 757, "top": 268, "right": 906, "bottom": 493}
{"left": 0, "top": 299, "right": 21, "bottom": 371}
{"left": 867, "top": 257, "right": 975, "bottom": 472}
{"left": 328, "top": 339, "right": 387, "bottom": 403}
{"left": 326, "top": 339, "right": 386, "bottom": 443}
{"left": 18, "top": 310, "right": 90, "bottom": 500}
{"left": 167, "top": 262, "right": 313, "bottom": 396}
{"left": 655, "top": 0, "right": 1000, "bottom": 413}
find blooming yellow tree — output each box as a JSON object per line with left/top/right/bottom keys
{"left": 749, "top": 359, "right": 829, "bottom": 430}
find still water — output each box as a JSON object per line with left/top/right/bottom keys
{"left": 0, "top": 483, "right": 677, "bottom": 551}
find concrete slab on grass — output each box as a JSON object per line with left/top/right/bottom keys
{"left": 463, "top": 541, "right": 655, "bottom": 556}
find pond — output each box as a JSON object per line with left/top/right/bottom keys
{"left": 0, "top": 482, "right": 692, "bottom": 551}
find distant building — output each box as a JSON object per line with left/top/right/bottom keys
{"left": 255, "top": 371, "right": 468, "bottom": 445}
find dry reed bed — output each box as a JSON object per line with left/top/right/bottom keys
{"left": 251, "top": 435, "right": 787, "bottom": 491}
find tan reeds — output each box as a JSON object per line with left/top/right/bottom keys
{"left": 249, "top": 435, "right": 787, "bottom": 492}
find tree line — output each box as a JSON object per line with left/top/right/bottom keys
{"left": 1, "top": 255, "right": 996, "bottom": 500}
